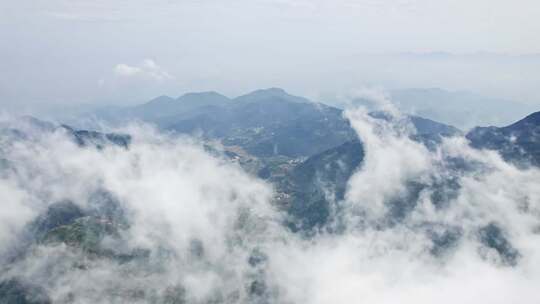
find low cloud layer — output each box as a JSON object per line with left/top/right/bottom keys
{"left": 0, "top": 119, "right": 281, "bottom": 302}
{"left": 1, "top": 98, "right": 540, "bottom": 302}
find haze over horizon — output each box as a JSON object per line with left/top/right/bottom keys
{"left": 2, "top": 0, "right": 540, "bottom": 112}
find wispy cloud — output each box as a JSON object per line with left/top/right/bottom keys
{"left": 113, "top": 59, "right": 173, "bottom": 82}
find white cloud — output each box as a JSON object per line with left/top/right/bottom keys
{"left": 113, "top": 59, "right": 173, "bottom": 82}
{"left": 0, "top": 120, "right": 281, "bottom": 302}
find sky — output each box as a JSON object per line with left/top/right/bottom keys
{"left": 1, "top": 0, "right": 540, "bottom": 110}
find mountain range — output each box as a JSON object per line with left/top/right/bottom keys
{"left": 12, "top": 89, "right": 540, "bottom": 232}
{"left": 80, "top": 89, "right": 540, "bottom": 228}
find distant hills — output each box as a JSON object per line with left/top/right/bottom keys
{"left": 52, "top": 87, "right": 540, "bottom": 190}
{"left": 0, "top": 89, "right": 475, "bottom": 236}
{"left": 68, "top": 88, "right": 540, "bottom": 231}
{"left": 88, "top": 88, "right": 459, "bottom": 159}
{"left": 79, "top": 88, "right": 473, "bottom": 232}
{"left": 83, "top": 87, "right": 538, "bottom": 132}
{"left": 129, "top": 91, "right": 231, "bottom": 121}
{"left": 390, "top": 88, "right": 535, "bottom": 130}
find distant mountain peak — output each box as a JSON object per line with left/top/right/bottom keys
{"left": 258, "top": 87, "right": 288, "bottom": 94}
{"left": 146, "top": 95, "right": 175, "bottom": 105}
{"left": 125, "top": 92, "right": 229, "bottom": 121}
{"left": 241, "top": 88, "right": 290, "bottom": 97}
{"left": 178, "top": 91, "right": 230, "bottom": 101}
{"left": 235, "top": 88, "right": 311, "bottom": 104}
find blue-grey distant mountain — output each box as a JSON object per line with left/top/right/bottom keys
{"left": 467, "top": 111, "right": 540, "bottom": 167}
{"left": 163, "top": 88, "right": 356, "bottom": 158}
{"left": 233, "top": 88, "right": 312, "bottom": 104}
{"left": 92, "top": 88, "right": 460, "bottom": 161}
{"left": 389, "top": 88, "right": 535, "bottom": 129}
{"left": 409, "top": 115, "right": 461, "bottom": 136}
{"left": 97, "top": 92, "right": 231, "bottom": 123}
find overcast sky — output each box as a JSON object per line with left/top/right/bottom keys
{"left": 1, "top": 0, "right": 540, "bottom": 111}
